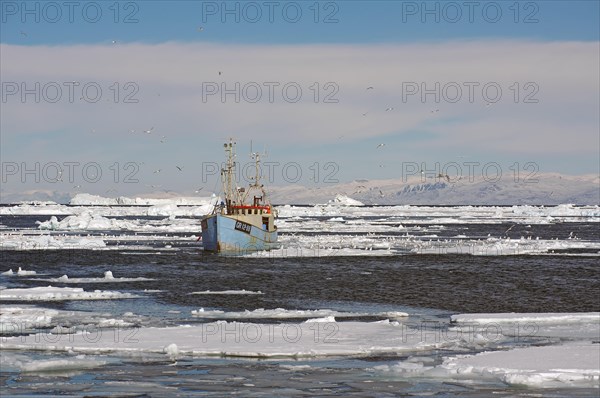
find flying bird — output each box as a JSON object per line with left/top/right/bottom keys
{"left": 143, "top": 127, "right": 154, "bottom": 134}
{"left": 437, "top": 173, "right": 450, "bottom": 183}
{"left": 176, "top": 166, "right": 183, "bottom": 171}
{"left": 385, "top": 107, "right": 394, "bottom": 111}
{"left": 376, "top": 143, "right": 385, "bottom": 149}
{"left": 153, "top": 169, "right": 161, "bottom": 174}
{"left": 366, "top": 86, "right": 374, "bottom": 90}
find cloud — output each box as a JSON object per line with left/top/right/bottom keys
{"left": 1, "top": 39, "right": 598, "bottom": 189}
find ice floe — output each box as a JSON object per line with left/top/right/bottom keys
{"left": 34, "top": 270, "right": 153, "bottom": 284}
{"left": 190, "top": 308, "right": 409, "bottom": 319}
{"left": 189, "top": 289, "right": 263, "bottom": 295}
{"left": 440, "top": 343, "right": 600, "bottom": 388}
{"left": 0, "top": 320, "right": 451, "bottom": 358}
{"left": 0, "top": 286, "right": 139, "bottom": 301}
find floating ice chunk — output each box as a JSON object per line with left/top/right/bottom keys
{"left": 36, "top": 273, "right": 152, "bottom": 284}
{"left": 328, "top": 195, "right": 364, "bottom": 206}
{"left": 452, "top": 312, "right": 600, "bottom": 324}
{"left": 2, "top": 269, "right": 13, "bottom": 275}
{"left": 305, "top": 316, "right": 336, "bottom": 323}
{"left": 190, "top": 308, "right": 408, "bottom": 320}
{"left": 1, "top": 321, "right": 451, "bottom": 358}
{"left": 17, "top": 267, "right": 36, "bottom": 276}
{"left": 190, "top": 289, "right": 263, "bottom": 295}
{"left": 441, "top": 343, "right": 600, "bottom": 388}
{"left": 0, "top": 286, "right": 138, "bottom": 301}
{"left": 19, "top": 355, "right": 107, "bottom": 373}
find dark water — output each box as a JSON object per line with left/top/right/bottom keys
{"left": 2, "top": 250, "right": 599, "bottom": 314}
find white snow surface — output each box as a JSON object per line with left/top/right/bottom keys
{"left": 0, "top": 320, "right": 451, "bottom": 358}
{"left": 190, "top": 308, "right": 408, "bottom": 319}
{"left": 373, "top": 311, "right": 600, "bottom": 389}
{"left": 0, "top": 286, "right": 139, "bottom": 301}
{"left": 34, "top": 271, "right": 152, "bottom": 284}
{"left": 2, "top": 267, "right": 37, "bottom": 276}
{"left": 452, "top": 312, "right": 600, "bottom": 324}
{"left": 441, "top": 343, "right": 600, "bottom": 388}
{"left": 70, "top": 193, "right": 215, "bottom": 206}
{"left": 189, "top": 289, "right": 264, "bottom": 295}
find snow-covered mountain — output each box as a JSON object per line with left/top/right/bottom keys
{"left": 267, "top": 173, "right": 599, "bottom": 205}
{"left": 2, "top": 173, "right": 598, "bottom": 205}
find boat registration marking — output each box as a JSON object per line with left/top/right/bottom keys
{"left": 235, "top": 220, "right": 252, "bottom": 234}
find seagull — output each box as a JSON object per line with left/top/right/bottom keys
{"left": 379, "top": 190, "right": 385, "bottom": 197}
{"left": 362, "top": 112, "right": 368, "bottom": 117}
{"left": 376, "top": 143, "right": 385, "bottom": 149}
{"left": 378, "top": 164, "right": 385, "bottom": 168}
{"left": 504, "top": 224, "right": 515, "bottom": 234}
{"left": 153, "top": 169, "right": 161, "bottom": 174}
{"left": 176, "top": 166, "right": 183, "bottom": 171}
{"left": 160, "top": 136, "right": 167, "bottom": 143}
{"left": 437, "top": 173, "right": 450, "bottom": 183}
{"left": 385, "top": 107, "right": 394, "bottom": 112}
{"left": 366, "top": 86, "right": 374, "bottom": 90}
{"left": 143, "top": 127, "right": 154, "bottom": 134}
{"left": 197, "top": 26, "right": 204, "bottom": 32}
{"left": 431, "top": 109, "right": 439, "bottom": 113}
{"left": 195, "top": 187, "right": 203, "bottom": 193}
{"left": 73, "top": 185, "right": 81, "bottom": 189}
{"left": 20, "top": 31, "right": 27, "bottom": 37}
{"left": 106, "top": 188, "right": 117, "bottom": 193}
{"left": 111, "top": 40, "right": 117, "bottom": 44}
{"left": 218, "top": 71, "right": 222, "bottom": 75}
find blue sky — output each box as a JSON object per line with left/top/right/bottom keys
{"left": 1, "top": 1, "right": 599, "bottom": 198}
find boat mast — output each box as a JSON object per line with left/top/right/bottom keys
{"left": 243, "top": 148, "right": 269, "bottom": 207}
{"left": 221, "top": 138, "right": 239, "bottom": 213}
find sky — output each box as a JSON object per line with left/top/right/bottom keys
{"left": 1, "top": 0, "right": 599, "bottom": 199}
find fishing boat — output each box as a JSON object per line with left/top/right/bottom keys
{"left": 201, "top": 139, "right": 278, "bottom": 253}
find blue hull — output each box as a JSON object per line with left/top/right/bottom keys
{"left": 201, "top": 214, "right": 278, "bottom": 254}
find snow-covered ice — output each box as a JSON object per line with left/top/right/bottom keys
{"left": 0, "top": 286, "right": 139, "bottom": 301}
{"left": 440, "top": 343, "right": 600, "bottom": 388}
{"left": 0, "top": 320, "right": 451, "bottom": 358}
{"left": 189, "top": 289, "right": 263, "bottom": 295}
{"left": 35, "top": 270, "right": 153, "bottom": 284}
{"left": 190, "top": 307, "right": 409, "bottom": 319}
